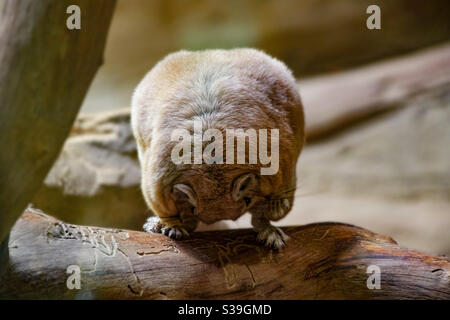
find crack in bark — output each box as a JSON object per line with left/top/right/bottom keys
{"left": 136, "top": 244, "right": 179, "bottom": 256}
{"left": 118, "top": 247, "right": 143, "bottom": 297}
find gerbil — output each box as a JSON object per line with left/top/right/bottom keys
{"left": 131, "top": 48, "right": 304, "bottom": 249}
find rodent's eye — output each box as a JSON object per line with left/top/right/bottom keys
{"left": 244, "top": 197, "right": 251, "bottom": 206}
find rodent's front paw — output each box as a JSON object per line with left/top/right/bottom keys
{"left": 143, "top": 216, "right": 189, "bottom": 240}
{"left": 160, "top": 225, "right": 189, "bottom": 240}
{"left": 267, "top": 198, "right": 290, "bottom": 220}
{"left": 143, "top": 216, "right": 162, "bottom": 233}
{"left": 256, "top": 225, "right": 289, "bottom": 250}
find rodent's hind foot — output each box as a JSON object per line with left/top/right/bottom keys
{"left": 256, "top": 225, "right": 289, "bottom": 250}
{"left": 143, "top": 216, "right": 189, "bottom": 240}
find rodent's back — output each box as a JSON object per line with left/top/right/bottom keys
{"left": 133, "top": 48, "right": 303, "bottom": 152}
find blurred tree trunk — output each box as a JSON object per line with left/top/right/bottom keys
{"left": 1, "top": 209, "right": 449, "bottom": 299}
{"left": 0, "top": 0, "right": 116, "bottom": 243}
{"left": 0, "top": 234, "right": 8, "bottom": 279}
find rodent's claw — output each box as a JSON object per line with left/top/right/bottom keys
{"left": 256, "top": 225, "right": 289, "bottom": 250}
{"left": 161, "top": 226, "right": 189, "bottom": 240}
{"left": 143, "top": 216, "right": 189, "bottom": 240}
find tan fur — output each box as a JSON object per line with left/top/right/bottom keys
{"left": 132, "top": 48, "right": 304, "bottom": 248}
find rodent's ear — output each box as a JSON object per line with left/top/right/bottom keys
{"left": 232, "top": 173, "right": 257, "bottom": 201}
{"left": 173, "top": 184, "right": 197, "bottom": 207}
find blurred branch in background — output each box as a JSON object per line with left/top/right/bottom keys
{"left": 82, "top": 0, "right": 450, "bottom": 112}
{"left": 301, "top": 44, "right": 450, "bottom": 140}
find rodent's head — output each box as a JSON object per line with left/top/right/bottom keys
{"left": 171, "top": 169, "right": 263, "bottom": 224}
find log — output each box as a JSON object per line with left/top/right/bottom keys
{"left": 1, "top": 209, "right": 449, "bottom": 299}
{"left": 0, "top": 0, "right": 116, "bottom": 243}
